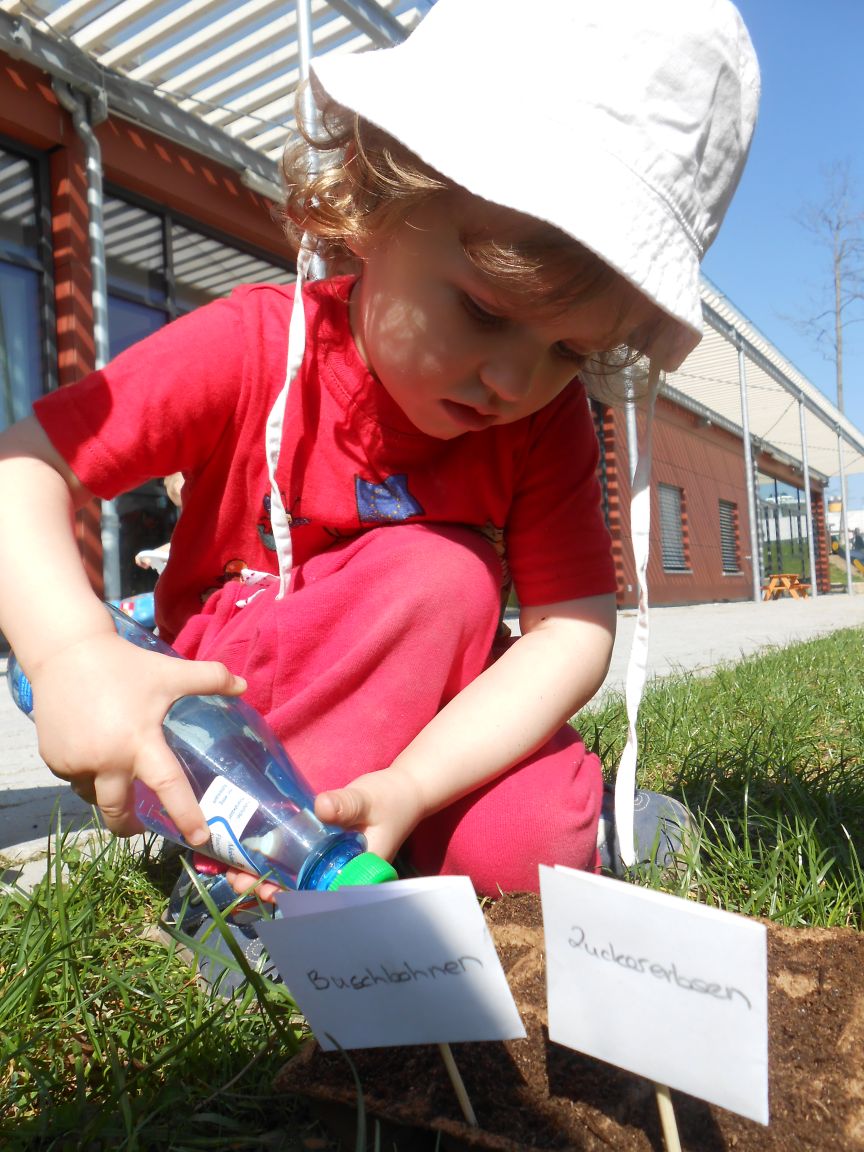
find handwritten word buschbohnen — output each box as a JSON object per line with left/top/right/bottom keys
{"left": 307, "top": 954, "right": 484, "bottom": 992}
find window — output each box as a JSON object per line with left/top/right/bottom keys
{"left": 172, "top": 223, "right": 295, "bottom": 313}
{"left": 659, "top": 483, "right": 688, "bottom": 571}
{"left": 756, "top": 474, "right": 809, "bottom": 577}
{"left": 103, "top": 192, "right": 296, "bottom": 355}
{"left": 719, "top": 499, "right": 740, "bottom": 574}
{"left": 0, "top": 146, "right": 51, "bottom": 431}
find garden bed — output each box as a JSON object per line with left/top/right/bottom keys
{"left": 277, "top": 892, "right": 864, "bottom": 1151}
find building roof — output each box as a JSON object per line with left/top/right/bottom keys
{"left": 2, "top": 0, "right": 863, "bottom": 483}
{"left": 677, "top": 278, "right": 864, "bottom": 482}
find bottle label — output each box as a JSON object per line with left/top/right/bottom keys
{"left": 199, "top": 777, "right": 259, "bottom": 869}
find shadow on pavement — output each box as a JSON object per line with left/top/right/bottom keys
{"left": 0, "top": 786, "right": 94, "bottom": 854}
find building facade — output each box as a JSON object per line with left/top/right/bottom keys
{"left": 598, "top": 397, "right": 829, "bottom": 609}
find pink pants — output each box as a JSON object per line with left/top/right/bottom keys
{"left": 176, "top": 525, "right": 601, "bottom": 895}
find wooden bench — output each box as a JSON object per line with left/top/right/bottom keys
{"left": 762, "top": 573, "right": 810, "bottom": 601}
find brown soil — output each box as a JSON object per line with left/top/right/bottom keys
{"left": 276, "top": 893, "right": 864, "bottom": 1152}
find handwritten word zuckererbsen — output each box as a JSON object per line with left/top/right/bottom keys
{"left": 568, "top": 926, "right": 751, "bottom": 1009}
{"left": 307, "top": 955, "right": 483, "bottom": 992}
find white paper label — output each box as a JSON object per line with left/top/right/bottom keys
{"left": 258, "top": 875, "right": 526, "bottom": 1050}
{"left": 540, "top": 865, "right": 769, "bottom": 1125}
{"left": 199, "top": 777, "right": 258, "bottom": 867}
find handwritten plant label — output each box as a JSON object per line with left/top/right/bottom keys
{"left": 256, "top": 875, "right": 526, "bottom": 1051}
{"left": 539, "top": 865, "right": 768, "bottom": 1124}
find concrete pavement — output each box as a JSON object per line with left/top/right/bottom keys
{"left": 3, "top": 591, "right": 864, "bottom": 888}
{"left": 602, "top": 592, "right": 864, "bottom": 699}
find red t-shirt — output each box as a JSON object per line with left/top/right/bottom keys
{"left": 35, "top": 277, "right": 615, "bottom": 642}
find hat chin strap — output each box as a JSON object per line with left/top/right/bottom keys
{"left": 614, "top": 358, "right": 662, "bottom": 866}
{"left": 264, "top": 243, "right": 314, "bottom": 600}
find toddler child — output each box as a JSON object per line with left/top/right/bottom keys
{"left": 0, "top": 0, "right": 759, "bottom": 910}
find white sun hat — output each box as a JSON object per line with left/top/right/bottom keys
{"left": 311, "top": 0, "right": 760, "bottom": 371}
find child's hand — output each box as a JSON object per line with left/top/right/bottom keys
{"left": 29, "top": 631, "right": 246, "bottom": 846}
{"left": 223, "top": 869, "right": 282, "bottom": 903}
{"left": 313, "top": 767, "right": 426, "bottom": 862}
{"left": 222, "top": 768, "right": 424, "bottom": 902}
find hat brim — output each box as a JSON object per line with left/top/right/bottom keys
{"left": 312, "top": 49, "right": 703, "bottom": 371}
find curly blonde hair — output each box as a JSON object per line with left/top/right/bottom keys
{"left": 281, "top": 82, "right": 661, "bottom": 400}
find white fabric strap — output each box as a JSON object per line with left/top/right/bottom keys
{"left": 613, "top": 360, "right": 662, "bottom": 865}
{"left": 264, "top": 245, "right": 312, "bottom": 600}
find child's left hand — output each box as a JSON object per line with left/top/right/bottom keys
{"left": 224, "top": 767, "right": 423, "bottom": 900}
{"left": 313, "top": 766, "right": 426, "bottom": 861}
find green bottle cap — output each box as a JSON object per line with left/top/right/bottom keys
{"left": 327, "top": 851, "right": 398, "bottom": 890}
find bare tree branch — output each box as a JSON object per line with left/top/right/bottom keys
{"left": 792, "top": 160, "right": 864, "bottom": 412}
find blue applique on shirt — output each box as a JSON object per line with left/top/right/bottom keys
{"left": 355, "top": 474, "right": 424, "bottom": 523}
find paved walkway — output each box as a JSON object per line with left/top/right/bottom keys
{"left": 3, "top": 592, "right": 864, "bottom": 887}
{"left": 603, "top": 592, "right": 864, "bottom": 699}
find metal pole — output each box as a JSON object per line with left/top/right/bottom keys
{"left": 296, "top": 0, "right": 314, "bottom": 89}
{"left": 797, "top": 398, "right": 818, "bottom": 598}
{"left": 736, "top": 337, "right": 761, "bottom": 602}
{"left": 295, "top": 0, "right": 328, "bottom": 280}
{"left": 52, "top": 81, "right": 122, "bottom": 601}
{"left": 326, "top": 0, "right": 411, "bottom": 44}
{"left": 837, "top": 429, "right": 854, "bottom": 596}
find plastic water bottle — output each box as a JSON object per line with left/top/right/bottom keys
{"left": 7, "top": 605, "right": 397, "bottom": 892}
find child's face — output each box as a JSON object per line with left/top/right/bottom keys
{"left": 349, "top": 193, "right": 661, "bottom": 440}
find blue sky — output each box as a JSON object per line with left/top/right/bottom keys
{"left": 700, "top": 1, "right": 864, "bottom": 505}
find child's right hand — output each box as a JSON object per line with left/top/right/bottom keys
{"left": 0, "top": 419, "right": 248, "bottom": 845}
{"left": 27, "top": 630, "right": 246, "bottom": 846}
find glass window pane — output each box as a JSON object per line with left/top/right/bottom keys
{"left": 105, "top": 201, "right": 294, "bottom": 598}
{"left": 106, "top": 294, "right": 169, "bottom": 597}
{"left": 116, "top": 479, "right": 180, "bottom": 598}
{"left": 0, "top": 152, "right": 38, "bottom": 260}
{"left": 757, "top": 473, "right": 808, "bottom": 576}
{"left": 172, "top": 222, "right": 294, "bottom": 311}
{"left": 108, "top": 296, "right": 165, "bottom": 359}
{"left": 104, "top": 197, "right": 166, "bottom": 305}
{"left": 0, "top": 262, "right": 42, "bottom": 431}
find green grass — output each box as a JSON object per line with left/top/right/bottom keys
{"left": 829, "top": 551, "right": 864, "bottom": 584}
{"left": 577, "top": 624, "right": 864, "bottom": 927}
{"left": 0, "top": 829, "right": 328, "bottom": 1151}
{"left": 760, "top": 542, "right": 809, "bottom": 578}
{"left": 2, "top": 624, "right": 864, "bottom": 1146}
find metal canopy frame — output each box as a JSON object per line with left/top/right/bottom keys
{"left": 687, "top": 279, "right": 864, "bottom": 481}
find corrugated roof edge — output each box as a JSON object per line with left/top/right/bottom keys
{"left": 699, "top": 272, "right": 862, "bottom": 446}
